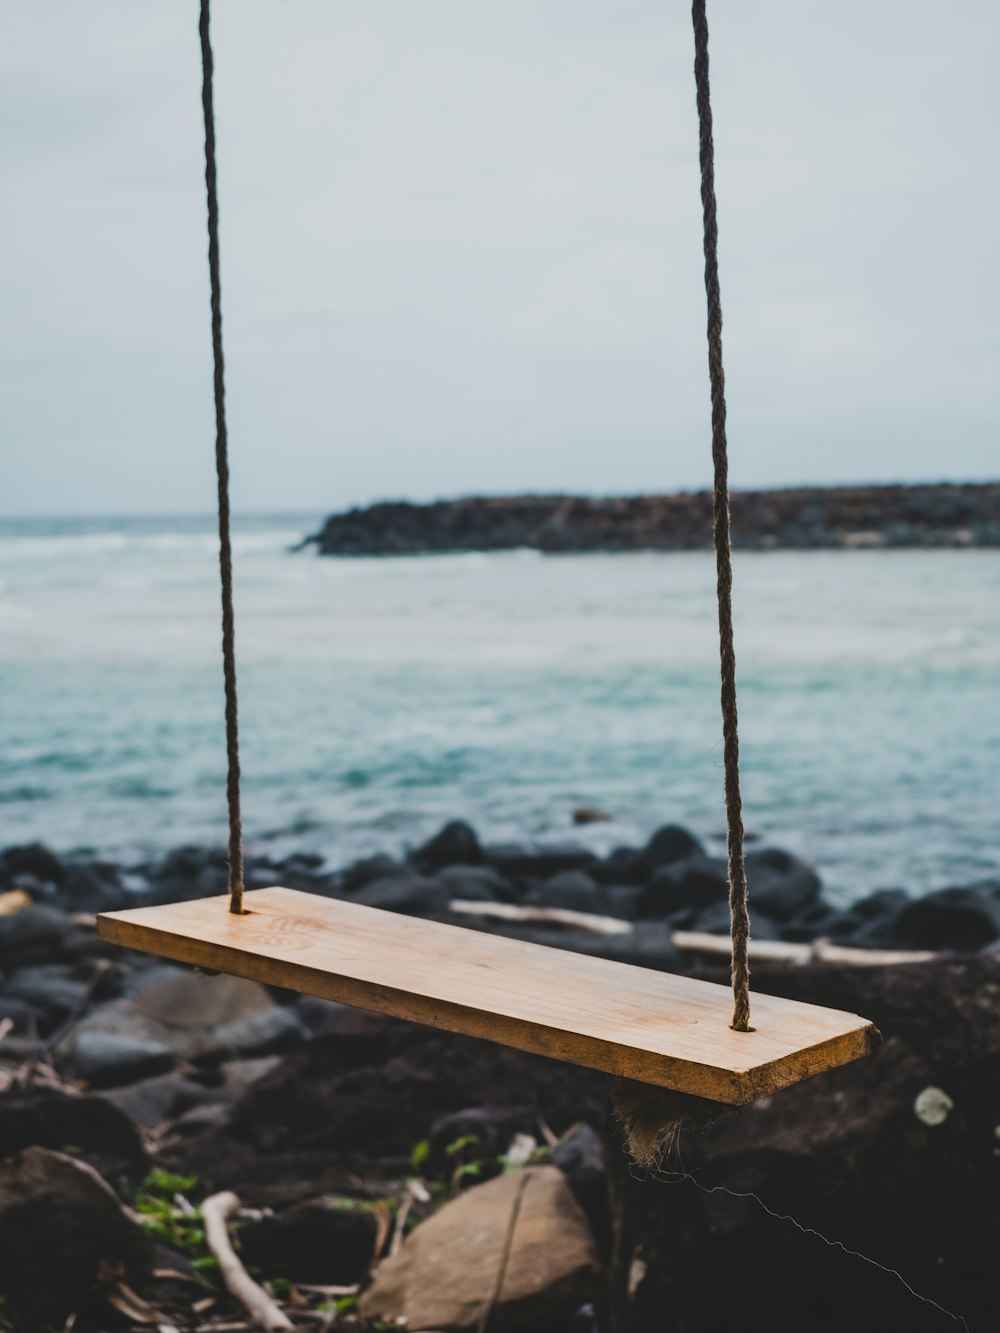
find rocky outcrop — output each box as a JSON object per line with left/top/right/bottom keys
{"left": 302, "top": 483, "right": 1000, "bottom": 555}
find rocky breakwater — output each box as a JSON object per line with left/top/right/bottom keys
{"left": 302, "top": 482, "right": 1000, "bottom": 555}
{"left": 1, "top": 826, "right": 998, "bottom": 1330}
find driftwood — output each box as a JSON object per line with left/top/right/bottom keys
{"left": 201, "top": 1191, "right": 293, "bottom": 1331}
{"left": 449, "top": 900, "right": 631, "bottom": 936}
{"left": 448, "top": 900, "right": 937, "bottom": 966}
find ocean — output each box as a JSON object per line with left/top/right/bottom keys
{"left": 1, "top": 514, "right": 997, "bottom": 905}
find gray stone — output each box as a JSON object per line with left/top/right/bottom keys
{"left": 100, "top": 1072, "right": 201, "bottom": 1127}
{"left": 438, "top": 863, "right": 512, "bottom": 902}
{"left": 133, "top": 968, "right": 274, "bottom": 1028}
{"left": 526, "top": 870, "right": 603, "bottom": 913}
{"left": 207, "top": 1007, "right": 304, "bottom": 1063}
{"left": 360, "top": 1165, "right": 600, "bottom": 1332}
{"left": 0, "top": 904, "right": 70, "bottom": 969}
{"left": 68, "top": 1030, "right": 174, "bottom": 1088}
{"left": 353, "top": 874, "right": 449, "bottom": 915}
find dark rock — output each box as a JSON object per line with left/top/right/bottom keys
{"left": 485, "top": 842, "right": 598, "bottom": 880}
{"left": 893, "top": 884, "right": 1000, "bottom": 952}
{"left": 688, "top": 901, "right": 782, "bottom": 941}
{"left": 825, "top": 890, "right": 910, "bottom": 947}
{"left": 640, "top": 855, "right": 728, "bottom": 919}
{"left": 412, "top": 819, "right": 483, "bottom": 872}
{"left": 205, "top": 1005, "right": 304, "bottom": 1064}
{"left": 636, "top": 825, "right": 704, "bottom": 880}
{"left": 526, "top": 870, "right": 604, "bottom": 914}
{"left": 100, "top": 1072, "right": 203, "bottom": 1128}
{"left": 602, "top": 885, "right": 644, "bottom": 920}
{"left": 0, "top": 1088, "right": 148, "bottom": 1187}
{"left": 353, "top": 874, "right": 449, "bottom": 915}
{"left": 238, "top": 1197, "right": 378, "bottom": 1284}
{"left": 744, "top": 848, "right": 822, "bottom": 921}
{"left": 4, "top": 965, "right": 91, "bottom": 1027}
{"left": 59, "top": 861, "right": 132, "bottom": 913}
{"left": 1, "top": 842, "right": 65, "bottom": 887}
{"left": 573, "top": 805, "right": 611, "bottom": 825}
{"left": 437, "top": 863, "right": 513, "bottom": 902}
{"left": 0, "top": 995, "right": 38, "bottom": 1031}
{"left": 0, "top": 903, "right": 70, "bottom": 969}
{"left": 133, "top": 967, "right": 275, "bottom": 1030}
{"left": 0, "top": 1147, "right": 151, "bottom": 1329}
{"left": 342, "top": 853, "right": 409, "bottom": 892}
{"left": 591, "top": 846, "right": 644, "bottom": 884}
{"left": 551, "top": 1123, "right": 610, "bottom": 1256}
{"left": 67, "top": 1031, "right": 175, "bottom": 1088}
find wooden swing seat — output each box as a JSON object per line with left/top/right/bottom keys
{"left": 97, "top": 887, "right": 876, "bottom": 1105}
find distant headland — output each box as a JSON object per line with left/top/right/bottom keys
{"left": 301, "top": 482, "right": 999, "bottom": 555}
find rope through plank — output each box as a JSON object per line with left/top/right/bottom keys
{"left": 200, "top": 0, "right": 244, "bottom": 914}
{"left": 692, "top": 0, "right": 751, "bottom": 1032}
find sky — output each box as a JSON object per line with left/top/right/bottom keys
{"left": 1, "top": 1, "right": 997, "bottom": 516}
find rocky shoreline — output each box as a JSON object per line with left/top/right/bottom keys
{"left": 302, "top": 482, "right": 1000, "bottom": 555}
{"left": 1, "top": 825, "right": 997, "bottom": 1331}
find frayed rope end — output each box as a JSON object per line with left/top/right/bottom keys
{"left": 612, "top": 1080, "right": 733, "bottom": 1169}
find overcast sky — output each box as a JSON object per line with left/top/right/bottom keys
{"left": 2, "top": 1, "right": 997, "bottom": 516}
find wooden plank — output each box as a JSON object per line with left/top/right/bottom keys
{"left": 97, "top": 887, "right": 876, "bottom": 1104}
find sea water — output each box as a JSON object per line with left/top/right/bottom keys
{"left": 1, "top": 514, "right": 997, "bottom": 905}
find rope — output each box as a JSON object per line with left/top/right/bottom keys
{"left": 691, "top": 0, "right": 751, "bottom": 1031}
{"left": 199, "top": 0, "right": 244, "bottom": 914}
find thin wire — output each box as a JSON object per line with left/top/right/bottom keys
{"left": 199, "top": 0, "right": 244, "bottom": 914}
{"left": 691, "top": 0, "right": 751, "bottom": 1031}
{"left": 658, "top": 1168, "right": 972, "bottom": 1331}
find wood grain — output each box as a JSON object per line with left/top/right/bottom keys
{"left": 97, "top": 888, "right": 877, "bottom": 1104}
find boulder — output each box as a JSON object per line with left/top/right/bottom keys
{"left": 342, "top": 853, "right": 409, "bottom": 892}
{"left": 485, "top": 843, "right": 598, "bottom": 880}
{"left": 0, "top": 1088, "right": 148, "bottom": 1187}
{"left": 67, "top": 1030, "right": 175, "bottom": 1087}
{"left": 438, "top": 863, "right": 513, "bottom": 902}
{"left": 238, "top": 1196, "right": 377, "bottom": 1284}
{"left": 0, "top": 1147, "right": 150, "bottom": 1328}
{"left": 551, "top": 1123, "right": 610, "bottom": 1254}
{"left": 1, "top": 842, "right": 66, "bottom": 887}
{"left": 525, "top": 870, "right": 604, "bottom": 914}
{"left": 60, "top": 861, "right": 132, "bottom": 913}
{"left": 636, "top": 825, "right": 704, "bottom": 880}
{"left": 3, "top": 963, "right": 97, "bottom": 1026}
{"left": 133, "top": 968, "right": 274, "bottom": 1030}
{"left": 413, "top": 819, "right": 484, "bottom": 872}
{"left": 353, "top": 874, "right": 449, "bottom": 915}
{"left": 100, "top": 1072, "right": 203, "bottom": 1128}
{"left": 208, "top": 1005, "right": 304, "bottom": 1064}
{"left": 359, "top": 1165, "right": 600, "bottom": 1332}
{"left": 640, "top": 855, "right": 728, "bottom": 919}
{"left": 744, "top": 848, "right": 822, "bottom": 921}
{"left": 893, "top": 884, "right": 1000, "bottom": 951}
{"left": 0, "top": 903, "right": 70, "bottom": 970}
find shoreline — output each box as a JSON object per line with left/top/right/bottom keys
{"left": 2, "top": 822, "right": 998, "bottom": 1330}
{"left": 302, "top": 481, "right": 1000, "bottom": 555}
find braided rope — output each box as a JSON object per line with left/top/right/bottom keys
{"left": 199, "top": 0, "right": 244, "bottom": 914}
{"left": 691, "top": 0, "right": 752, "bottom": 1031}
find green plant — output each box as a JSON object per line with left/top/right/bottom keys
{"left": 134, "top": 1170, "right": 208, "bottom": 1259}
